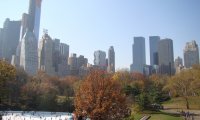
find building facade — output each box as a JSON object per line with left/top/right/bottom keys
{"left": 59, "top": 43, "right": 69, "bottom": 64}
{"left": 130, "top": 37, "right": 146, "bottom": 73}
{"left": 18, "top": 0, "right": 42, "bottom": 75}
{"left": 158, "top": 38, "right": 174, "bottom": 75}
{"left": 77, "top": 55, "right": 88, "bottom": 68}
{"left": 107, "top": 46, "right": 115, "bottom": 73}
{"left": 94, "top": 50, "right": 107, "bottom": 70}
{"left": 52, "top": 39, "right": 60, "bottom": 73}
{"left": 19, "top": 13, "right": 30, "bottom": 41}
{"left": 28, "top": 0, "right": 42, "bottom": 40}
{"left": 174, "top": 56, "right": 183, "bottom": 74}
{"left": 58, "top": 43, "right": 69, "bottom": 76}
{"left": 184, "top": 40, "right": 199, "bottom": 68}
{"left": 149, "top": 36, "right": 160, "bottom": 66}
{"left": 20, "top": 31, "right": 38, "bottom": 75}
{"left": 68, "top": 53, "right": 78, "bottom": 75}
{"left": 174, "top": 56, "right": 183, "bottom": 68}
{"left": 0, "top": 18, "right": 21, "bottom": 63}
{"left": 38, "top": 32, "right": 55, "bottom": 75}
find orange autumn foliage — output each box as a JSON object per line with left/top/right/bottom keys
{"left": 74, "top": 70, "right": 130, "bottom": 120}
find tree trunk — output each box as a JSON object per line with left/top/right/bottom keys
{"left": 184, "top": 97, "right": 190, "bottom": 109}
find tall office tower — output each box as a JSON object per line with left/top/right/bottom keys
{"left": 20, "top": 30, "right": 38, "bottom": 75}
{"left": 94, "top": 50, "right": 107, "bottom": 70}
{"left": 68, "top": 53, "right": 78, "bottom": 75}
{"left": 18, "top": 0, "right": 42, "bottom": 75}
{"left": 184, "top": 40, "right": 199, "bottom": 68}
{"left": 130, "top": 37, "right": 146, "bottom": 73}
{"left": 38, "top": 32, "right": 55, "bottom": 75}
{"left": 28, "top": 0, "right": 42, "bottom": 40}
{"left": 0, "top": 28, "right": 3, "bottom": 58}
{"left": 15, "top": 13, "right": 30, "bottom": 67}
{"left": 107, "top": 46, "right": 115, "bottom": 73}
{"left": 1, "top": 18, "right": 21, "bottom": 63}
{"left": 19, "top": 13, "right": 30, "bottom": 41}
{"left": 52, "top": 39, "right": 60, "bottom": 72}
{"left": 158, "top": 39, "right": 174, "bottom": 75}
{"left": 58, "top": 43, "right": 69, "bottom": 76}
{"left": 149, "top": 36, "right": 160, "bottom": 65}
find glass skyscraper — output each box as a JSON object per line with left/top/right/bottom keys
{"left": 28, "top": 0, "right": 42, "bottom": 41}
{"left": 158, "top": 38, "right": 174, "bottom": 75}
{"left": 130, "top": 37, "right": 146, "bottom": 73}
{"left": 149, "top": 36, "right": 160, "bottom": 66}
{"left": 19, "top": 0, "right": 42, "bottom": 75}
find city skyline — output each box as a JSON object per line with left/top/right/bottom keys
{"left": 0, "top": 0, "right": 200, "bottom": 69}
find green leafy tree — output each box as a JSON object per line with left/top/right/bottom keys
{"left": 137, "top": 92, "right": 149, "bottom": 111}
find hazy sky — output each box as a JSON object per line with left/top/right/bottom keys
{"left": 0, "top": 0, "right": 200, "bottom": 69}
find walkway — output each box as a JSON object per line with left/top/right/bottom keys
{"left": 162, "top": 108, "right": 200, "bottom": 120}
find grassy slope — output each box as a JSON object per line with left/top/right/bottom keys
{"left": 163, "top": 96, "right": 200, "bottom": 110}
{"left": 149, "top": 113, "right": 183, "bottom": 120}
{"left": 133, "top": 111, "right": 183, "bottom": 120}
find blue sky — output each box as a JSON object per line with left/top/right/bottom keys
{"left": 0, "top": 0, "right": 200, "bottom": 69}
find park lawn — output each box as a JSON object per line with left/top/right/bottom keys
{"left": 132, "top": 113, "right": 143, "bottom": 120}
{"left": 149, "top": 113, "right": 183, "bottom": 120}
{"left": 163, "top": 96, "right": 200, "bottom": 110}
{"left": 133, "top": 111, "right": 183, "bottom": 120}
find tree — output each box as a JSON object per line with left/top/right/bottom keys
{"left": 137, "top": 92, "right": 149, "bottom": 110}
{"left": 148, "top": 74, "right": 169, "bottom": 103}
{"left": 0, "top": 60, "right": 16, "bottom": 107}
{"left": 74, "top": 70, "right": 130, "bottom": 120}
{"left": 166, "top": 68, "right": 200, "bottom": 109}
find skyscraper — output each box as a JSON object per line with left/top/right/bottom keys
{"left": 184, "top": 40, "right": 199, "bottom": 68}
{"left": 1, "top": 18, "right": 21, "bottom": 62}
{"left": 19, "top": 0, "right": 42, "bottom": 75}
{"left": 149, "top": 36, "right": 160, "bottom": 65}
{"left": 130, "top": 37, "right": 146, "bottom": 73}
{"left": 15, "top": 13, "right": 30, "bottom": 67}
{"left": 94, "top": 50, "right": 107, "bottom": 70}
{"left": 108, "top": 46, "right": 115, "bottom": 73}
{"left": 58, "top": 43, "right": 69, "bottom": 76}
{"left": 28, "top": 0, "right": 42, "bottom": 40}
{"left": 158, "top": 38, "right": 174, "bottom": 75}
{"left": 38, "top": 32, "right": 55, "bottom": 75}
{"left": 20, "top": 31, "right": 38, "bottom": 75}
{"left": 19, "top": 13, "right": 30, "bottom": 41}
{"left": 59, "top": 43, "right": 69, "bottom": 64}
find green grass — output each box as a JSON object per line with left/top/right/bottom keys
{"left": 133, "top": 111, "right": 183, "bottom": 120}
{"left": 133, "top": 113, "right": 143, "bottom": 120}
{"left": 163, "top": 96, "right": 200, "bottom": 110}
{"left": 149, "top": 113, "right": 182, "bottom": 120}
